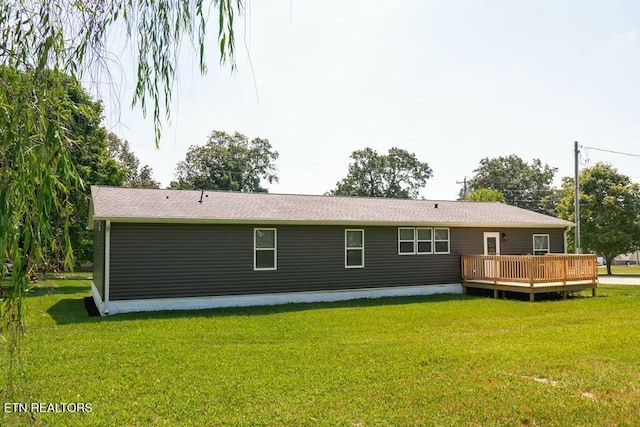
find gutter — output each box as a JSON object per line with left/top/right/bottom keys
{"left": 89, "top": 216, "right": 573, "bottom": 229}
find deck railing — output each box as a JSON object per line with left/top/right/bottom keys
{"left": 461, "top": 254, "right": 598, "bottom": 286}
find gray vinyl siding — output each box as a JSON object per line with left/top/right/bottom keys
{"left": 108, "top": 223, "right": 566, "bottom": 301}
{"left": 453, "top": 228, "right": 565, "bottom": 255}
{"left": 92, "top": 221, "right": 106, "bottom": 300}
{"left": 501, "top": 229, "right": 564, "bottom": 254}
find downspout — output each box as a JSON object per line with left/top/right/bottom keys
{"left": 563, "top": 227, "right": 570, "bottom": 254}
{"left": 104, "top": 220, "right": 111, "bottom": 315}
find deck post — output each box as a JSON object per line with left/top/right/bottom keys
{"left": 529, "top": 256, "right": 534, "bottom": 288}
{"left": 562, "top": 257, "right": 567, "bottom": 286}
{"left": 493, "top": 257, "right": 498, "bottom": 285}
{"left": 529, "top": 292, "right": 535, "bottom": 302}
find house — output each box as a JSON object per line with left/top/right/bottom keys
{"left": 614, "top": 251, "right": 640, "bottom": 265}
{"left": 89, "top": 186, "right": 575, "bottom": 315}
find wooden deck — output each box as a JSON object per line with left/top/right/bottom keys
{"left": 461, "top": 254, "right": 598, "bottom": 301}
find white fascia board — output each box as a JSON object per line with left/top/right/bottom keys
{"left": 105, "top": 284, "right": 463, "bottom": 315}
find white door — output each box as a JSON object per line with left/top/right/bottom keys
{"left": 484, "top": 232, "right": 501, "bottom": 256}
{"left": 484, "top": 232, "right": 501, "bottom": 278}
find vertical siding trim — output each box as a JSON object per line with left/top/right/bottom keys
{"left": 105, "top": 220, "right": 111, "bottom": 314}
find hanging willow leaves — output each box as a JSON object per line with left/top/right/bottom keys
{"left": 0, "top": 0, "right": 242, "bottom": 394}
{"left": 1, "top": 0, "right": 242, "bottom": 146}
{"left": 0, "top": 66, "right": 79, "bottom": 357}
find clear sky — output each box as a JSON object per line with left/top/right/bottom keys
{"left": 97, "top": 0, "right": 640, "bottom": 200}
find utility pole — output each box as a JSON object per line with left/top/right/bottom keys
{"left": 457, "top": 177, "right": 468, "bottom": 199}
{"left": 574, "top": 141, "right": 581, "bottom": 254}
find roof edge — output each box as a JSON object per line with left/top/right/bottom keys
{"left": 90, "top": 216, "right": 573, "bottom": 228}
{"left": 89, "top": 185, "right": 513, "bottom": 205}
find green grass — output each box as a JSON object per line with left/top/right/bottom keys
{"left": 598, "top": 264, "right": 640, "bottom": 275}
{"left": 3, "top": 279, "right": 640, "bottom": 426}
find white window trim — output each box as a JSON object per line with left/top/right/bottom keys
{"left": 398, "top": 227, "right": 416, "bottom": 255}
{"left": 533, "top": 233, "right": 550, "bottom": 255}
{"left": 345, "top": 229, "right": 365, "bottom": 269}
{"left": 433, "top": 227, "right": 451, "bottom": 254}
{"left": 416, "top": 227, "right": 433, "bottom": 255}
{"left": 254, "top": 228, "right": 277, "bottom": 271}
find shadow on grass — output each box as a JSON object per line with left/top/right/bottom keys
{"left": 47, "top": 292, "right": 476, "bottom": 325}
{"left": 465, "top": 287, "right": 597, "bottom": 302}
{"left": 46, "top": 297, "right": 103, "bottom": 324}
{"left": 28, "top": 285, "right": 91, "bottom": 296}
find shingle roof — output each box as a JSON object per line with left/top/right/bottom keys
{"left": 89, "top": 186, "right": 572, "bottom": 228}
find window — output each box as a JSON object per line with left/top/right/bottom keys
{"left": 398, "top": 227, "right": 447, "bottom": 255}
{"left": 533, "top": 234, "right": 550, "bottom": 256}
{"left": 417, "top": 227, "right": 433, "bottom": 254}
{"left": 434, "top": 228, "right": 450, "bottom": 254}
{"left": 398, "top": 227, "right": 415, "bottom": 254}
{"left": 345, "top": 229, "right": 364, "bottom": 268}
{"left": 254, "top": 228, "right": 277, "bottom": 270}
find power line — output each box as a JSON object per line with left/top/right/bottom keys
{"left": 581, "top": 145, "right": 640, "bottom": 159}
{"left": 491, "top": 188, "right": 558, "bottom": 193}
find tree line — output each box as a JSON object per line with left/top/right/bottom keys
{"left": 4, "top": 69, "right": 639, "bottom": 277}
{"left": 171, "top": 134, "right": 640, "bottom": 277}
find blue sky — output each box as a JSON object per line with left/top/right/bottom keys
{"left": 98, "top": 0, "right": 640, "bottom": 199}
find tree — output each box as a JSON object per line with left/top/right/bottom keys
{"left": 0, "top": 70, "right": 126, "bottom": 271}
{"left": 0, "top": 0, "right": 242, "bottom": 386}
{"left": 138, "top": 165, "right": 162, "bottom": 189}
{"left": 1, "top": 1, "right": 241, "bottom": 145}
{"left": 332, "top": 147, "right": 433, "bottom": 199}
{"left": 170, "top": 130, "right": 279, "bottom": 192}
{"left": 108, "top": 133, "right": 161, "bottom": 189}
{"left": 558, "top": 163, "right": 640, "bottom": 275}
{"left": 464, "top": 155, "right": 558, "bottom": 215}
{"left": 53, "top": 77, "right": 128, "bottom": 268}
{"left": 465, "top": 188, "right": 505, "bottom": 203}
{"left": 0, "top": 66, "right": 82, "bottom": 364}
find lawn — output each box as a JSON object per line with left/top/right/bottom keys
{"left": 598, "top": 264, "right": 640, "bottom": 276}
{"left": 2, "top": 279, "right": 640, "bottom": 426}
